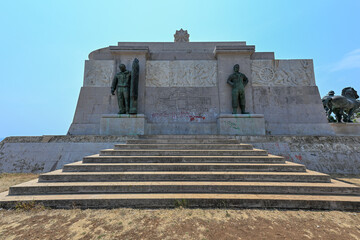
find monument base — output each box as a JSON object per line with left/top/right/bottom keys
{"left": 330, "top": 123, "right": 360, "bottom": 136}
{"left": 217, "top": 114, "right": 265, "bottom": 135}
{"left": 100, "top": 114, "right": 146, "bottom": 136}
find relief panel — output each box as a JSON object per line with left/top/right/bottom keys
{"left": 84, "top": 60, "right": 116, "bottom": 87}
{"left": 146, "top": 60, "right": 217, "bottom": 87}
{"left": 251, "top": 60, "right": 315, "bottom": 86}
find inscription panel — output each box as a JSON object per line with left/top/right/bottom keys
{"left": 251, "top": 60, "right": 315, "bottom": 86}
{"left": 145, "top": 87, "right": 219, "bottom": 123}
{"left": 146, "top": 60, "right": 217, "bottom": 87}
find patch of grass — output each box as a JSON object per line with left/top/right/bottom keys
{"left": 97, "top": 234, "right": 105, "bottom": 239}
{"left": 175, "top": 199, "right": 189, "bottom": 208}
{"left": 15, "top": 201, "right": 46, "bottom": 211}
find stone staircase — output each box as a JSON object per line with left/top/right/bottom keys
{"left": 1, "top": 135, "right": 360, "bottom": 210}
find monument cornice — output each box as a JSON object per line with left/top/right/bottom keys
{"left": 213, "top": 45, "right": 255, "bottom": 57}
{"left": 109, "top": 46, "right": 150, "bottom": 55}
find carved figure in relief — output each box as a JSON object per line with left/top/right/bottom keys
{"left": 227, "top": 64, "right": 249, "bottom": 114}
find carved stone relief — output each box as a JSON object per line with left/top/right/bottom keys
{"left": 251, "top": 60, "right": 315, "bottom": 86}
{"left": 146, "top": 60, "right": 217, "bottom": 87}
{"left": 84, "top": 60, "right": 116, "bottom": 87}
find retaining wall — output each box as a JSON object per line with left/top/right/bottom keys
{"left": 0, "top": 135, "right": 359, "bottom": 174}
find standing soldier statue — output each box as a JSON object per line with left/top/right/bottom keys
{"left": 227, "top": 64, "right": 249, "bottom": 114}
{"left": 111, "top": 64, "right": 131, "bottom": 114}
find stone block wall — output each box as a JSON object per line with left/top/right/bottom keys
{"left": 67, "top": 41, "right": 334, "bottom": 136}
{"left": 1, "top": 136, "right": 359, "bottom": 174}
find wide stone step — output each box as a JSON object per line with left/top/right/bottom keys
{"left": 2, "top": 191, "right": 360, "bottom": 210}
{"left": 83, "top": 154, "right": 286, "bottom": 164}
{"left": 139, "top": 135, "right": 237, "bottom": 139}
{"left": 38, "top": 170, "right": 330, "bottom": 183}
{"left": 99, "top": 149, "right": 268, "bottom": 156}
{"left": 127, "top": 139, "right": 241, "bottom": 144}
{"left": 63, "top": 161, "right": 305, "bottom": 172}
{"left": 114, "top": 144, "right": 253, "bottom": 150}
{"left": 8, "top": 179, "right": 359, "bottom": 196}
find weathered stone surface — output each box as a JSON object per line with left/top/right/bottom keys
{"left": 144, "top": 87, "right": 219, "bottom": 124}
{"left": 146, "top": 123, "right": 217, "bottom": 135}
{"left": 218, "top": 114, "right": 265, "bottom": 135}
{"left": 68, "top": 41, "right": 330, "bottom": 135}
{"left": 84, "top": 60, "right": 116, "bottom": 87}
{"left": 252, "top": 86, "right": 334, "bottom": 135}
{"left": 251, "top": 60, "right": 315, "bottom": 86}
{"left": 1, "top": 135, "right": 360, "bottom": 174}
{"left": 330, "top": 123, "right": 360, "bottom": 136}
{"left": 146, "top": 60, "right": 217, "bottom": 87}
{"left": 100, "top": 114, "right": 146, "bottom": 135}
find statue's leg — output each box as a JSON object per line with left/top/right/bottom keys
{"left": 239, "top": 90, "right": 249, "bottom": 114}
{"left": 346, "top": 109, "right": 355, "bottom": 122}
{"left": 334, "top": 110, "right": 342, "bottom": 123}
{"left": 232, "top": 89, "right": 238, "bottom": 114}
{"left": 123, "top": 87, "right": 130, "bottom": 114}
{"left": 117, "top": 88, "right": 126, "bottom": 114}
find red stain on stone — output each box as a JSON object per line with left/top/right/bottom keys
{"left": 295, "top": 155, "right": 302, "bottom": 161}
{"left": 189, "top": 116, "right": 205, "bottom": 121}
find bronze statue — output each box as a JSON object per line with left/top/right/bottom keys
{"left": 129, "top": 58, "right": 139, "bottom": 114}
{"left": 111, "top": 59, "right": 140, "bottom": 114}
{"left": 227, "top": 64, "right": 249, "bottom": 114}
{"left": 322, "top": 90, "right": 335, "bottom": 121}
{"left": 323, "top": 87, "right": 360, "bottom": 122}
{"left": 111, "top": 64, "right": 131, "bottom": 114}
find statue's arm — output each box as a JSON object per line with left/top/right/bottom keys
{"left": 111, "top": 75, "right": 117, "bottom": 94}
{"left": 243, "top": 74, "right": 249, "bottom": 86}
{"left": 227, "top": 75, "right": 234, "bottom": 86}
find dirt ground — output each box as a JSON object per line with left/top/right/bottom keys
{"left": 0, "top": 173, "right": 359, "bottom": 240}
{"left": 0, "top": 173, "right": 39, "bottom": 192}
{"left": 0, "top": 208, "right": 359, "bottom": 240}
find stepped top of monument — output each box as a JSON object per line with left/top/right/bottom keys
{"left": 87, "top": 29, "right": 278, "bottom": 60}
{"left": 88, "top": 41, "right": 266, "bottom": 60}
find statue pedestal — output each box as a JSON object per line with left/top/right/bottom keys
{"left": 330, "top": 123, "right": 360, "bottom": 136}
{"left": 100, "top": 114, "right": 146, "bottom": 136}
{"left": 217, "top": 114, "right": 265, "bottom": 135}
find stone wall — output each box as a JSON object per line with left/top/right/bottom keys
{"left": 1, "top": 135, "right": 359, "bottom": 174}
{"left": 68, "top": 41, "right": 334, "bottom": 136}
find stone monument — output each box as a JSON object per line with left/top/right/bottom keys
{"left": 68, "top": 29, "right": 334, "bottom": 136}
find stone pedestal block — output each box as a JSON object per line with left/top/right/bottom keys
{"left": 217, "top": 114, "right": 265, "bottom": 135}
{"left": 330, "top": 123, "right": 360, "bottom": 136}
{"left": 100, "top": 114, "right": 146, "bottom": 136}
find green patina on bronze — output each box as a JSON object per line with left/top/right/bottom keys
{"left": 130, "top": 58, "right": 139, "bottom": 114}
{"left": 111, "top": 59, "right": 139, "bottom": 114}
{"left": 111, "top": 64, "right": 131, "bottom": 114}
{"left": 322, "top": 87, "right": 360, "bottom": 123}
{"left": 227, "top": 64, "right": 249, "bottom": 114}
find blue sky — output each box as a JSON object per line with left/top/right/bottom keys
{"left": 0, "top": 0, "right": 359, "bottom": 137}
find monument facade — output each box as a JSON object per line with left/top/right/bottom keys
{"left": 68, "top": 31, "right": 333, "bottom": 135}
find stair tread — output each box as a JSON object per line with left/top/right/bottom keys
{"left": 42, "top": 169, "right": 327, "bottom": 176}
{"left": 10, "top": 179, "right": 357, "bottom": 188}
{"left": 115, "top": 144, "right": 252, "bottom": 146}
{"left": 86, "top": 154, "right": 282, "bottom": 158}
{"left": 2, "top": 191, "right": 360, "bottom": 202}
{"left": 101, "top": 149, "right": 265, "bottom": 152}
{"left": 67, "top": 161, "right": 300, "bottom": 167}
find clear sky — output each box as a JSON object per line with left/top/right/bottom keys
{"left": 0, "top": 0, "right": 359, "bottom": 137}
